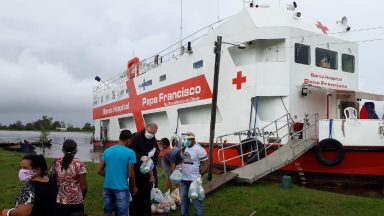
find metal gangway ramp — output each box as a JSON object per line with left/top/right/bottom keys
{"left": 217, "top": 113, "right": 319, "bottom": 184}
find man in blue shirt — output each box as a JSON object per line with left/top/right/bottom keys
{"left": 98, "top": 130, "right": 137, "bottom": 216}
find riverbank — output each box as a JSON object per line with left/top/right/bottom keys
{"left": 1, "top": 149, "right": 384, "bottom": 215}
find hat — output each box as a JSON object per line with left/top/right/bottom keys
{"left": 182, "top": 132, "right": 195, "bottom": 139}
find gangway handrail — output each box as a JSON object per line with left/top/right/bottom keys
{"left": 217, "top": 113, "right": 319, "bottom": 173}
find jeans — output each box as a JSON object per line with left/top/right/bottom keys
{"left": 103, "top": 188, "right": 130, "bottom": 216}
{"left": 181, "top": 180, "right": 204, "bottom": 216}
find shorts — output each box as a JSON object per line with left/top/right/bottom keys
{"left": 161, "top": 158, "right": 173, "bottom": 179}
{"left": 103, "top": 188, "right": 130, "bottom": 216}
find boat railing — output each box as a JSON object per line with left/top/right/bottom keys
{"left": 217, "top": 113, "right": 319, "bottom": 173}
{"left": 93, "top": 16, "right": 231, "bottom": 92}
{"left": 138, "top": 16, "right": 231, "bottom": 75}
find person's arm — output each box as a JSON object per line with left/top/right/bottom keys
{"left": 149, "top": 170, "right": 155, "bottom": 183}
{"left": 170, "top": 163, "right": 176, "bottom": 172}
{"left": 198, "top": 146, "right": 209, "bottom": 176}
{"left": 200, "top": 159, "right": 209, "bottom": 176}
{"left": 79, "top": 174, "right": 88, "bottom": 199}
{"left": 98, "top": 160, "right": 106, "bottom": 177}
{"left": 128, "top": 164, "right": 138, "bottom": 196}
{"left": 2, "top": 204, "right": 33, "bottom": 216}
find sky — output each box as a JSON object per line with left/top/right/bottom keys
{"left": 0, "top": 0, "right": 383, "bottom": 127}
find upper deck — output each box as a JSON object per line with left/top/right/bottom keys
{"left": 92, "top": 4, "right": 358, "bottom": 109}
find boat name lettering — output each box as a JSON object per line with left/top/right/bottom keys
{"left": 142, "top": 85, "right": 202, "bottom": 107}
{"left": 233, "top": 131, "right": 275, "bottom": 137}
{"left": 311, "top": 72, "right": 342, "bottom": 82}
{"left": 102, "top": 103, "right": 129, "bottom": 115}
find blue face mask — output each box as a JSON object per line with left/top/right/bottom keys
{"left": 183, "top": 140, "right": 192, "bottom": 147}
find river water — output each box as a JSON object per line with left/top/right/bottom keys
{"left": 0, "top": 130, "right": 101, "bottom": 162}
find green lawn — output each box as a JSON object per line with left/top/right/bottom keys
{"left": 1, "top": 149, "right": 384, "bottom": 216}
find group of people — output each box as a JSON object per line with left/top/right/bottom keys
{"left": 2, "top": 139, "right": 88, "bottom": 216}
{"left": 1, "top": 122, "right": 209, "bottom": 216}
{"left": 98, "top": 123, "right": 209, "bottom": 216}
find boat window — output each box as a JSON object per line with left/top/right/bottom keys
{"left": 93, "top": 97, "right": 98, "bottom": 105}
{"left": 294, "top": 43, "right": 310, "bottom": 65}
{"left": 316, "top": 48, "right": 338, "bottom": 70}
{"left": 159, "top": 74, "right": 166, "bottom": 82}
{"left": 342, "top": 54, "right": 355, "bottom": 73}
{"left": 100, "top": 96, "right": 103, "bottom": 103}
{"left": 112, "top": 91, "right": 116, "bottom": 100}
{"left": 193, "top": 60, "right": 203, "bottom": 69}
{"left": 178, "top": 104, "right": 222, "bottom": 125}
{"left": 228, "top": 39, "right": 286, "bottom": 66}
{"left": 118, "top": 116, "right": 135, "bottom": 131}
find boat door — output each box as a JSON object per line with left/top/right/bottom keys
{"left": 337, "top": 96, "right": 358, "bottom": 119}
{"left": 100, "top": 120, "right": 110, "bottom": 147}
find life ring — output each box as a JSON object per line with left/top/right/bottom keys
{"left": 237, "top": 138, "right": 265, "bottom": 163}
{"left": 315, "top": 138, "right": 345, "bottom": 166}
{"left": 170, "top": 135, "right": 182, "bottom": 148}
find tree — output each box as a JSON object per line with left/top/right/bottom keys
{"left": 34, "top": 116, "right": 53, "bottom": 131}
{"left": 9, "top": 120, "right": 24, "bottom": 130}
{"left": 25, "top": 123, "right": 35, "bottom": 130}
{"left": 82, "top": 122, "right": 93, "bottom": 131}
{"left": 0, "top": 123, "right": 7, "bottom": 130}
{"left": 52, "top": 121, "right": 61, "bottom": 130}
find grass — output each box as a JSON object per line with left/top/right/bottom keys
{"left": 1, "top": 149, "right": 384, "bottom": 216}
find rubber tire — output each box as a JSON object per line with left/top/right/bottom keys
{"left": 237, "top": 138, "right": 265, "bottom": 164}
{"left": 315, "top": 138, "right": 345, "bottom": 166}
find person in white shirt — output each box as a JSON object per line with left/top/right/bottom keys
{"left": 180, "top": 132, "right": 208, "bottom": 216}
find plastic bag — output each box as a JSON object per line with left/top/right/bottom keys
{"left": 140, "top": 158, "right": 154, "bottom": 174}
{"left": 171, "top": 188, "right": 180, "bottom": 204}
{"left": 170, "top": 168, "right": 182, "bottom": 184}
{"left": 164, "top": 190, "right": 176, "bottom": 211}
{"left": 188, "top": 176, "right": 205, "bottom": 201}
{"left": 151, "top": 204, "right": 164, "bottom": 214}
{"left": 151, "top": 187, "right": 164, "bottom": 204}
{"left": 148, "top": 147, "right": 157, "bottom": 158}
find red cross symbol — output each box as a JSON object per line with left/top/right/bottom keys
{"left": 232, "top": 71, "right": 246, "bottom": 90}
{"left": 126, "top": 79, "right": 146, "bottom": 131}
{"left": 316, "top": 21, "right": 329, "bottom": 34}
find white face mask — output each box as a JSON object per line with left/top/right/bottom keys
{"left": 145, "top": 131, "right": 154, "bottom": 139}
{"left": 19, "top": 169, "right": 35, "bottom": 183}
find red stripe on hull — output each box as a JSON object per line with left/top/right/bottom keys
{"left": 200, "top": 145, "right": 384, "bottom": 176}
{"left": 94, "top": 140, "right": 384, "bottom": 176}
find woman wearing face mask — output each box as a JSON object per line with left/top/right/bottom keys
{"left": 1, "top": 154, "right": 56, "bottom": 216}
{"left": 53, "top": 139, "right": 88, "bottom": 216}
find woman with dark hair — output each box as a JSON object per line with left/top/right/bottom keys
{"left": 1, "top": 154, "right": 56, "bottom": 216}
{"left": 53, "top": 139, "right": 88, "bottom": 216}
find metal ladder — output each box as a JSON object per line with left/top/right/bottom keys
{"left": 217, "top": 113, "right": 319, "bottom": 183}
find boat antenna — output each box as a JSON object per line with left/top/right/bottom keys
{"left": 217, "top": 0, "right": 220, "bottom": 21}
{"left": 180, "top": 0, "right": 183, "bottom": 51}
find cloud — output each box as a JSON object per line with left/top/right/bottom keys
{"left": 0, "top": 0, "right": 383, "bottom": 126}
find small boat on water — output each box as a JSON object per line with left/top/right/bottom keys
{"left": 4, "top": 143, "right": 36, "bottom": 154}
{"left": 0, "top": 139, "right": 53, "bottom": 148}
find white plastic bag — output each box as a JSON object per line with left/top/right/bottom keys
{"left": 171, "top": 188, "right": 180, "bottom": 204}
{"left": 151, "top": 204, "right": 164, "bottom": 214}
{"left": 188, "top": 176, "right": 205, "bottom": 201}
{"left": 151, "top": 187, "right": 164, "bottom": 204}
{"left": 140, "top": 158, "right": 154, "bottom": 174}
{"left": 164, "top": 190, "right": 176, "bottom": 210}
{"left": 170, "top": 168, "right": 182, "bottom": 184}
{"left": 148, "top": 147, "right": 157, "bottom": 158}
